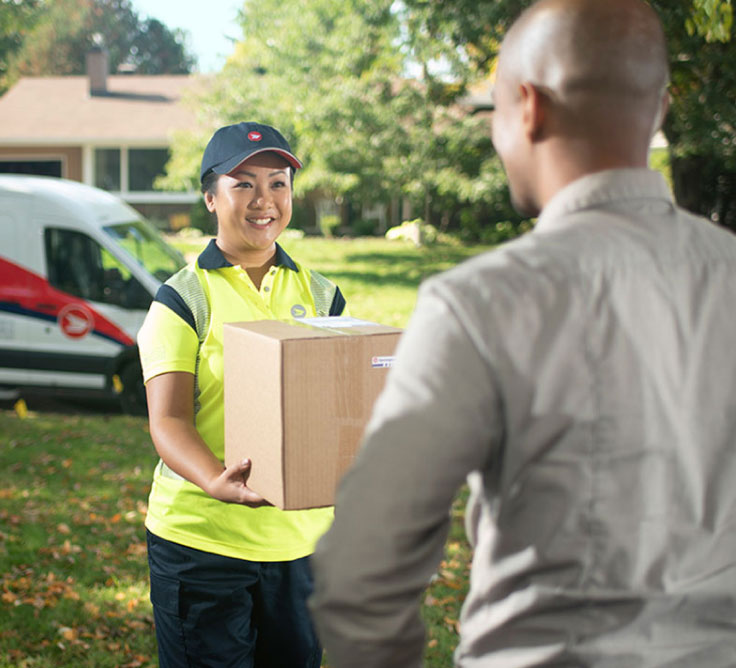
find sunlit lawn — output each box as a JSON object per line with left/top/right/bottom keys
{"left": 0, "top": 235, "right": 494, "bottom": 667}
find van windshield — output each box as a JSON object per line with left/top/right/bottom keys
{"left": 104, "top": 221, "right": 185, "bottom": 282}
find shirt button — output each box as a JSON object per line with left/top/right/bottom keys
{"left": 263, "top": 286, "right": 271, "bottom": 292}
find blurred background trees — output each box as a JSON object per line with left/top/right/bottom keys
{"left": 163, "top": 0, "right": 734, "bottom": 237}
{"left": 0, "top": 0, "right": 194, "bottom": 92}
{"left": 157, "top": 0, "right": 516, "bottom": 239}
{"left": 1, "top": 0, "right": 733, "bottom": 237}
{"left": 399, "top": 0, "right": 736, "bottom": 230}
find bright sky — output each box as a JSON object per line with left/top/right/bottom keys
{"left": 131, "top": 0, "right": 242, "bottom": 73}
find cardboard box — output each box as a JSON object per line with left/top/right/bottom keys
{"left": 224, "top": 317, "right": 402, "bottom": 510}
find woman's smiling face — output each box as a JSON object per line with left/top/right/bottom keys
{"left": 206, "top": 151, "right": 293, "bottom": 259}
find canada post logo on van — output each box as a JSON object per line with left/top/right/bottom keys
{"left": 0, "top": 257, "right": 134, "bottom": 346}
{"left": 58, "top": 303, "right": 95, "bottom": 339}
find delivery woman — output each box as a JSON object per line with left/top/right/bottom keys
{"left": 137, "top": 121, "right": 346, "bottom": 667}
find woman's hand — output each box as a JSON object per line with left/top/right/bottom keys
{"left": 205, "top": 458, "right": 270, "bottom": 507}
{"left": 146, "top": 371, "right": 270, "bottom": 507}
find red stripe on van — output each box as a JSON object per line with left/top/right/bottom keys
{"left": 0, "top": 257, "right": 136, "bottom": 346}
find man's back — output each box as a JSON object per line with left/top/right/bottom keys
{"left": 309, "top": 2, "right": 736, "bottom": 665}
{"left": 449, "top": 169, "right": 736, "bottom": 665}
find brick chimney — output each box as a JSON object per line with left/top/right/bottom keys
{"left": 86, "top": 46, "right": 109, "bottom": 96}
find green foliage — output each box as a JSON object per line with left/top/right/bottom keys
{"left": 401, "top": 0, "right": 736, "bottom": 227}
{"left": 2, "top": 0, "right": 194, "bottom": 90}
{"left": 687, "top": 0, "right": 733, "bottom": 42}
{"left": 161, "top": 0, "right": 511, "bottom": 238}
{"left": 318, "top": 214, "right": 341, "bottom": 238}
{"left": 0, "top": 0, "right": 42, "bottom": 91}
{"left": 351, "top": 218, "right": 378, "bottom": 237}
{"left": 653, "top": 0, "right": 736, "bottom": 225}
{"left": 649, "top": 147, "right": 673, "bottom": 189}
{"left": 654, "top": 1, "right": 735, "bottom": 168}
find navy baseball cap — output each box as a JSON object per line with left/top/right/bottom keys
{"left": 200, "top": 121, "right": 302, "bottom": 182}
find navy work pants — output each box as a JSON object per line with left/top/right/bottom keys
{"left": 146, "top": 530, "right": 322, "bottom": 668}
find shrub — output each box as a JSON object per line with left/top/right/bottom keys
{"left": 319, "top": 214, "right": 341, "bottom": 237}
{"left": 351, "top": 218, "right": 377, "bottom": 237}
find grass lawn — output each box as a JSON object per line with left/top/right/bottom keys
{"left": 0, "top": 235, "right": 494, "bottom": 667}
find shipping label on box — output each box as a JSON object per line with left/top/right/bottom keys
{"left": 224, "top": 317, "right": 402, "bottom": 510}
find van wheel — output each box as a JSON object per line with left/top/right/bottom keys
{"left": 119, "top": 363, "right": 147, "bottom": 416}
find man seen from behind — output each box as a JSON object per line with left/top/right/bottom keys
{"left": 309, "top": 0, "right": 736, "bottom": 666}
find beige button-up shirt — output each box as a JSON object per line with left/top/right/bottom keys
{"left": 310, "top": 169, "right": 736, "bottom": 667}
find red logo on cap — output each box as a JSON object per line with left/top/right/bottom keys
{"left": 248, "top": 131, "right": 263, "bottom": 142}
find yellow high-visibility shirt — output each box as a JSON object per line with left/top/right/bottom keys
{"left": 137, "top": 239, "right": 347, "bottom": 561}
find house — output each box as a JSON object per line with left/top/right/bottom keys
{"left": 0, "top": 48, "right": 204, "bottom": 228}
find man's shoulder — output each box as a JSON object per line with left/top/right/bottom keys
{"left": 430, "top": 231, "right": 575, "bottom": 293}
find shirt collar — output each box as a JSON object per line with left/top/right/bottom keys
{"left": 535, "top": 168, "right": 675, "bottom": 233}
{"left": 197, "top": 239, "right": 299, "bottom": 272}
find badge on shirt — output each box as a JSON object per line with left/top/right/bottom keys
{"left": 291, "top": 304, "right": 307, "bottom": 318}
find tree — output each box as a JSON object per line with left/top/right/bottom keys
{"left": 400, "top": 0, "right": 736, "bottom": 230}
{"left": 0, "top": 0, "right": 43, "bottom": 92}
{"left": 161, "top": 0, "right": 513, "bottom": 237}
{"left": 653, "top": 1, "right": 736, "bottom": 228}
{"left": 3, "top": 0, "right": 194, "bottom": 88}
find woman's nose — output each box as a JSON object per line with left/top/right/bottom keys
{"left": 251, "top": 187, "right": 270, "bottom": 207}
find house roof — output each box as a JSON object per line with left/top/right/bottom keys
{"left": 0, "top": 75, "right": 205, "bottom": 145}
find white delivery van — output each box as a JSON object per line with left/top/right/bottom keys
{"left": 0, "top": 174, "right": 186, "bottom": 413}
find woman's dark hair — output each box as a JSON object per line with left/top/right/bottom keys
{"left": 201, "top": 170, "right": 219, "bottom": 196}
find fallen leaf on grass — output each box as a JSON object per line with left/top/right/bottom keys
{"left": 126, "top": 541, "right": 147, "bottom": 557}
{"left": 14, "top": 399, "right": 28, "bottom": 419}
{"left": 444, "top": 616, "right": 460, "bottom": 632}
{"left": 84, "top": 601, "right": 101, "bottom": 617}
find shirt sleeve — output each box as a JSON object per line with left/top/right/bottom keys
{"left": 309, "top": 280, "right": 502, "bottom": 667}
{"left": 137, "top": 300, "right": 199, "bottom": 382}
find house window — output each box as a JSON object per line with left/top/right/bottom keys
{"left": 128, "top": 148, "right": 169, "bottom": 191}
{"left": 95, "top": 148, "right": 121, "bottom": 191}
{"left": 0, "top": 160, "right": 62, "bottom": 177}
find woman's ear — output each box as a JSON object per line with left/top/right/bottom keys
{"left": 204, "top": 189, "right": 217, "bottom": 213}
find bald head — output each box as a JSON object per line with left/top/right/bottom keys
{"left": 491, "top": 0, "right": 670, "bottom": 215}
{"left": 501, "top": 0, "right": 668, "bottom": 99}
{"left": 498, "top": 0, "right": 669, "bottom": 132}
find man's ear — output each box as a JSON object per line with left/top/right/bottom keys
{"left": 519, "top": 82, "right": 546, "bottom": 141}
